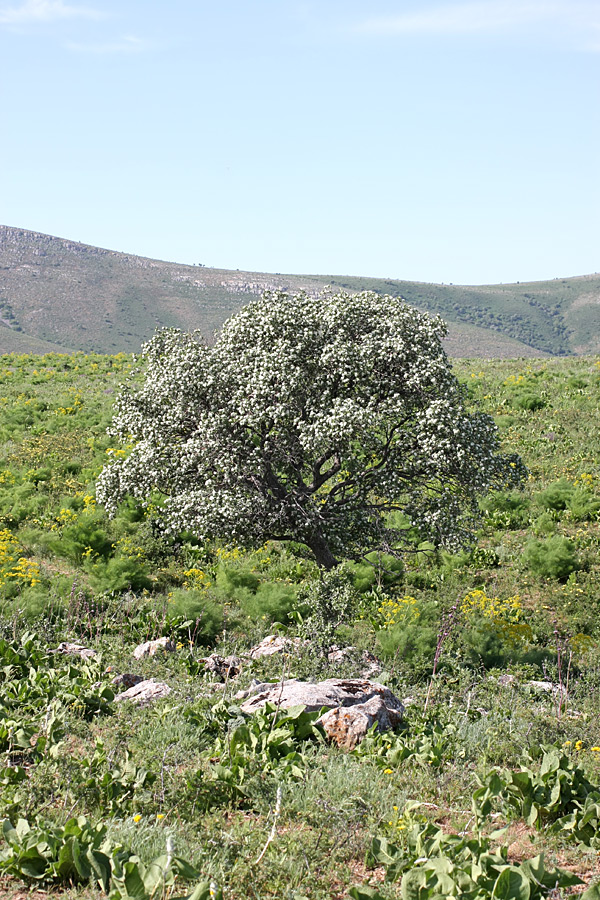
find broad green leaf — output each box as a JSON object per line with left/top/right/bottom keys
{"left": 491, "top": 866, "right": 530, "bottom": 899}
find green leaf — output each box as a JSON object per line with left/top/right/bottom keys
{"left": 581, "top": 882, "right": 600, "bottom": 899}
{"left": 401, "top": 868, "right": 430, "bottom": 900}
{"left": 349, "top": 887, "right": 388, "bottom": 900}
{"left": 491, "top": 866, "right": 530, "bottom": 899}
{"left": 55, "top": 839, "right": 76, "bottom": 879}
{"left": 72, "top": 838, "right": 92, "bottom": 881}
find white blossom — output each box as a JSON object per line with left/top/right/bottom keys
{"left": 96, "top": 289, "right": 526, "bottom": 567}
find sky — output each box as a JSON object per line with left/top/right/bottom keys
{"left": 0, "top": 0, "right": 598, "bottom": 285}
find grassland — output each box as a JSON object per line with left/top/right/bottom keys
{"left": 1, "top": 351, "right": 600, "bottom": 898}
{"left": 2, "top": 225, "right": 599, "bottom": 357}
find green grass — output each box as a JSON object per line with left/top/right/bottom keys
{"left": 1, "top": 352, "right": 600, "bottom": 897}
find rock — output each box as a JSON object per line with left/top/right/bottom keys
{"left": 527, "top": 680, "right": 567, "bottom": 697}
{"left": 114, "top": 679, "right": 172, "bottom": 707}
{"left": 498, "top": 674, "right": 516, "bottom": 687}
{"left": 112, "top": 673, "right": 145, "bottom": 689}
{"left": 235, "top": 679, "right": 280, "bottom": 701}
{"left": 318, "top": 694, "right": 403, "bottom": 750}
{"left": 133, "top": 637, "right": 176, "bottom": 659}
{"left": 327, "top": 645, "right": 382, "bottom": 678}
{"left": 200, "top": 653, "right": 242, "bottom": 680}
{"left": 248, "top": 634, "right": 293, "bottom": 659}
{"left": 55, "top": 642, "right": 97, "bottom": 659}
{"left": 239, "top": 677, "right": 404, "bottom": 747}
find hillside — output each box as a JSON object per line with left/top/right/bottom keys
{"left": 1, "top": 224, "right": 598, "bottom": 356}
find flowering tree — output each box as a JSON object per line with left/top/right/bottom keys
{"left": 96, "top": 289, "right": 525, "bottom": 568}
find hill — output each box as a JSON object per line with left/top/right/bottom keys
{"left": 1, "top": 224, "right": 598, "bottom": 356}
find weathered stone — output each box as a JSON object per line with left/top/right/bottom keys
{"left": 113, "top": 679, "right": 172, "bottom": 707}
{"left": 238, "top": 677, "right": 404, "bottom": 746}
{"left": 527, "top": 680, "right": 567, "bottom": 697}
{"left": 55, "top": 642, "right": 97, "bottom": 659}
{"left": 248, "top": 634, "right": 293, "bottom": 659}
{"left": 112, "top": 673, "right": 145, "bottom": 689}
{"left": 318, "top": 694, "right": 403, "bottom": 750}
{"left": 133, "top": 637, "right": 176, "bottom": 659}
{"left": 200, "top": 653, "right": 242, "bottom": 680}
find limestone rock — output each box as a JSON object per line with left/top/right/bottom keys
{"left": 318, "top": 694, "right": 403, "bottom": 750}
{"left": 239, "top": 676, "right": 404, "bottom": 747}
{"left": 199, "top": 653, "right": 242, "bottom": 680}
{"left": 55, "top": 642, "right": 97, "bottom": 659}
{"left": 327, "top": 645, "right": 382, "bottom": 678}
{"left": 112, "top": 673, "right": 145, "bottom": 689}
{"left": 133, "top": 637, "right": 176, "bottom": 659}
{"left": 248, "top": 634, "right": 293, "bottom": 659}
{"left": 114, "top": 679, "right": 172, "bottom": 707}
{"left": 527, "top": 680, "right": 567, "bottom": 697}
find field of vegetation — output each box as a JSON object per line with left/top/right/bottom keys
{"left": 1, "top": 351, "right": 600, "bottom": 898}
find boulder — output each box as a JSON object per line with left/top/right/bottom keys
{"left": 238, "top": 678, "right": 404, "bottom": 747}
{"left": 527, "top": 680, "right": 567, "bottom": 697}
{"left": 114, "top": 679, "right": 172, "bottom": 707}
{"left": 55, "top": 642, "right": 97, "bottom": 659}
{"left": 133, "top": 637, "right": 176, "bottom": 659}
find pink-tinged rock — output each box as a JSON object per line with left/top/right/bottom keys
{"left": 114, "top": 679, "right": 172, "bottom": 707}
{"left": 318, "top": 695, "right": 403, "bottom": 750}
{"left": 239, "top": 677, "right": 404, "bottom": 748}
{"left": 133, "top": 637, "right": 176, "bottom": 659}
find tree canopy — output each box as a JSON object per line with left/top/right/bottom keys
{"left": 96, "top": 289, "right": 526, "bottom": 568}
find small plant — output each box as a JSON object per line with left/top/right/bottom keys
{"left": 364, "top": 802, "right": 580, "bottom": 898}
{"left": 475, "top": 744, "right": 600, "bottom": 836}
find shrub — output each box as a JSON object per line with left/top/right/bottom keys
{"left": 568, "top": 488, "right": 600, "bottom": 522}
{"left": 536, "top": 478, "right": 573, "bottom": 512}
{"left": 297, "top": 565, "right": 358, "bottom": 651}
{"left": 522, "top": 535, "right": 579, "bottom": 580}
{"left": 513, "top": 392, "right": 546, "bottom": 411}
{"left": 240, "top": 580, "right": 298, "bottom": 624}
{"left": 481, "top": 490, "right": 530, "bottom": 529}
{"left": 165, "top": 589, "right": 223, "bottom": 644}
{"left": 85, "top": 557, "right": 152, "bottom": 593}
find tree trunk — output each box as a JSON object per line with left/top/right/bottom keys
{"left": 306, "top": 531, "right": 338, "bottom": 569}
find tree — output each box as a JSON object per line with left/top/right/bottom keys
{"left": 96, "top": 289, "right": 526, "bottom": 568}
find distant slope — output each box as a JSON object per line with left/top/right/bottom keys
{"left": 0, "top": 225, "right": 597, "bottom": 357}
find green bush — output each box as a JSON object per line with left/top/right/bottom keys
{"left": 568, "top": 488, "right": 600, "bottom": 522}
{"left": 376, "top": 602, "right": 438, "bottom": 678}
{"left": 85, "top": 557, "right": 152, "bottom": 594}
{"left": 297, "top": 566, "right": 358, "bottom": 651}
{"left": 166, "top": 588, "right": 223, "bottom": 644}
{"left": 240, "top": 581, "right": 298, "bottom": 624}
{"left": 481, "top": 490, "right": 530, "bottom": 529}
{"left": 513, "top": 392, "right": 546, "bottom": 411}
{"left": 522, "top": 535, "right": 579, "bottom": 581}
{"left": 215, "top": 564, "right": 259, "bottom": 600}
{"left": 536, "top": 478, "right": 573, "bottom": 512}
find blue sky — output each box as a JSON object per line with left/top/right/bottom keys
{"left": 1, "top": 0, "right": 598, "bottom": 284}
